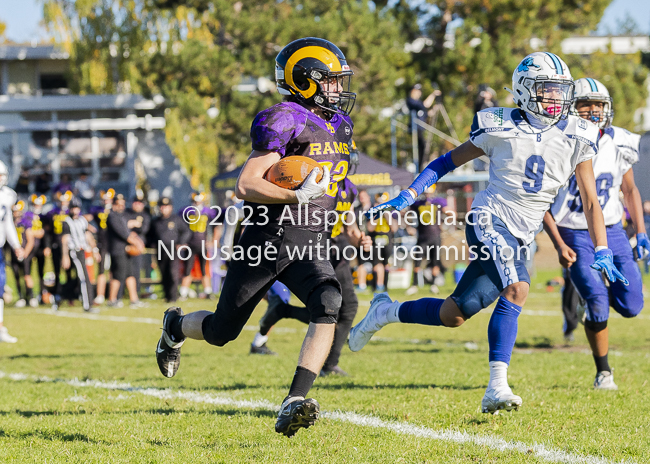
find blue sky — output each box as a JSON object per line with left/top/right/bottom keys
{"left": 0, "top": 0, "right": 648, "bottom": 43}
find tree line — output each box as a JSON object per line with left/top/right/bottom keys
{"left": 40, "top": 0, "right": 648, "bottom": 190}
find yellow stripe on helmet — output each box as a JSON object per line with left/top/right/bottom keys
{"left": 285, "top": 46, "right": 343, "bottom": 99}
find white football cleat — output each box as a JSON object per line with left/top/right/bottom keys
{"left": 14, "top": 299, "right": 26, "bottom": 308}
{"left": 29, "top": 298, "right": 39, "bottom": 308}
{"left": 348, "top": 292, "right": 398, "bottom": 352}
{"left": 0, "top": 326, "right": 18, "bottom": 343}
{"left": 481, "top": 387, "right": 522, "bottom": 414}
{"left": 594, "top": 371, "right": 618, "bottom": 390}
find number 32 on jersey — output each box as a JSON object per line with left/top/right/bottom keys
{"left": 318, "top": 160, "right": 349, "bottom": 197}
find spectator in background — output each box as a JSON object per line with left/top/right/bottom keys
{"left": 366, "top": 192, "right": 399, "bottom": 292}
{"left": 179, "top": 192, "right": 217, "bottom": 299}
{"left": 43, "top": 190, "right": 72, "bottom": 309}
{"left": 406, "top": 186, "right": 448, "bottom": 295}
{"left": 74, "top": 172, "right": 95, "bottom": 212}
{"left": 126, "top": 191, "right": 151, "bottom": 297}
{"left": 473, "top": 85, "right": 499, "bottom": 172}
{"left": 35, "top": 172, "right": 51, "bottom": 195}
{"left": 151, "top": 197, "right": 190, "bottom": 303}
{"left": 106, "top": 194, "right": 145, "bottom": 308}
{"left": 15, "top": 168, "right": 31, "bottom": 195}
{"left": 53, "top": 174, "right": 73, "bottom": 196}
{"left": 355, "top": 189, "right": 373, "bottom": 291}
{"left": 406, "top": 83, "right": 439, "bottom": 169}
{"left": 88, "top": 189, "right": 114, "bottom": 305}
{"left": 474, "top": 84, "right": 499, "bottom": 113}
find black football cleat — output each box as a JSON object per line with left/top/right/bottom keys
{"left": 156, "top": 307, "right": 185, "bottom": 378}
{"left": 319, "top": 365, "right": 349, "bottom": 377}
{"left": 275, "top": 397, "right": 320, "bottom": 437}
{"left": 249, "top": 343, "right": 277, "bottom": 356}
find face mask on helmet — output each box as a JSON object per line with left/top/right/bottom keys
{"left": 533, "top": 81, "right": 574, "bottom": 120}
{"left": 570, "top": 78, "right": 614, "bottom": 129}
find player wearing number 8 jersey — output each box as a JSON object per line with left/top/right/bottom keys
{"left": 544, "top": 78, "right": 645, "bottom": 390}
{"left": 155, "top": 37, "right": 355, "bottom": 437}
{"left": 350, "top": 52, "right": 628, "bottom": 414}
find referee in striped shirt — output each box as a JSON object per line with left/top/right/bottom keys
{"left": 62, "top": 198, "right": 99, "bottom": 312}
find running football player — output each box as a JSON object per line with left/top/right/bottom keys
{"left": 0, "top": 161, "right": 25, "bottom": 342}
{"left": 349, "top": 53, "right": 627, "bottom": 413}
{"left": 543, "top": 77, "right": 646, "bottom": 390}
{"left": 155, "top": 37, "right": 356, "bottom": 437}
{"left": 251, "top": 178, "right": 372, "bottom": 377}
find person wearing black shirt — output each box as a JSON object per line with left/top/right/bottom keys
{"left": 126, "top": 192, "right": 151, "bottom": 297}
{"left": 406, "top": 83, "right": 438, "bottom": 169}
{"left": 150, "top": 197, "right": 190, "bottom": 302}
{"left": 106, "top": 194, "right": 145, "bottom": 308}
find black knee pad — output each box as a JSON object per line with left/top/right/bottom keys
{"left": 307, "top": 283, "right": 342, "bottom": 324}
{"left": 585, "top": 319, "right": 608, "bottom": 333}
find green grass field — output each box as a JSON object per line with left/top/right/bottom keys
{"left": 1, "top": 268, "right": 649, "bottom": 463}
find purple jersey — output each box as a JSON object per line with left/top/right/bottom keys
{"left": 181, "top": 206, "right": 216, "bottom": 247}
{"left": 249, "top": 101, "right": 354, "bottom": 233}
{"left": 412, "top": 197, "right": 447, "bottom": 241}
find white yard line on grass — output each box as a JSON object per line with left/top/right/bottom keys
{"left": 0, "top": 370, "right": 636, "bottom": 464}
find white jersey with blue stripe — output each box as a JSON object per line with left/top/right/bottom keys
{"left": 469, "top": 108, "right": 599, "bottom": 244}
{"left": 0, "top": 186, "right": 20, "bottom": 249}
{"left": 551, "top": 125, "right": 640, "bottom": 229}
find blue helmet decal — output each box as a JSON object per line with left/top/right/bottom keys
{"left": 544, "top": 52, "right": 564, "bottom": 74}
{"left": 517, "top": 57, "right": 541, "bottom": 72}
{"left": 586, "top": 77, "right": 598, "bottom": 92}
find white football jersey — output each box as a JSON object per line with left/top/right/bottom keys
{"left": 0, "top": 186, "right": 20, "bottom": 249}
{"left": 470, "top": 108, "right": 599, "bottom": 244}
{"left": 551, "top": 126, "right": 640, "bottom": 229}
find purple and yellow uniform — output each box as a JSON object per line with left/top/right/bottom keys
{"left": 249, "top": 101, "right": 353, "bottom": 233}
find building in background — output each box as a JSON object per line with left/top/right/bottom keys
{"left": 0, "top": 44, "right": 192, "bottom": 204}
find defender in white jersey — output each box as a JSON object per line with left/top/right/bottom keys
{"left": 0, "top": 161, "right": 25, "bottom": 343}
{"left": 544, "top": 78, "right": 647, "bottom": 390}
{"left": 350, "top": 53, "right": 628, "bottom": 413}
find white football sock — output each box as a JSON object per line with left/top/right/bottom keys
{"left": 487, "top": 361, "right": 510, "bottom": 390}
{"left": 179, "top": 286, "right": 189, "bottom": 298}
{"left": 252, "top": 332, "right": 269, "bottom": 348}
{"left": 204, "top": 287, "right": 213, "bottom": 295}
{"left": 0, "top": 299, "right": 3, "bottom": 323}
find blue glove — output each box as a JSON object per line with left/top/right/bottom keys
{"left": 365, "top": 189, "right": 415, "bottom": 219}
{"left": 590, "top": 248, "right": 629, "bottom": 285}
{"left": 635, "top": 233, "right": 650, "bottom": 262}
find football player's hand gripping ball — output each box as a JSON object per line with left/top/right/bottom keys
{"left": 295, "top": 166, "right": 330, "bottom": 205}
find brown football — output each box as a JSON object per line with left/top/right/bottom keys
{"left": 125, "top": 245, "right": 142, "bottom": 257}
{"left": 265, "top": 156, "right": 323, "bottom": 190}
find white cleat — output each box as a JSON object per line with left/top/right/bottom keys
{"left": 0, "top": 326, "right": 18, "bottom": 343}
{"left": 594, "top": 371, "right": 618, "bottom": 390}
{"left": 348, "top": 292, "right": 398, "bottom": 352}
{"left": 481, "top": 387, "right": 522, "bottom": 414}
{"left": 29, "top": 298, "right": 39, "bottom": 308}
{"left": 14, "top": 299, "right": 26, "bottom": 308}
